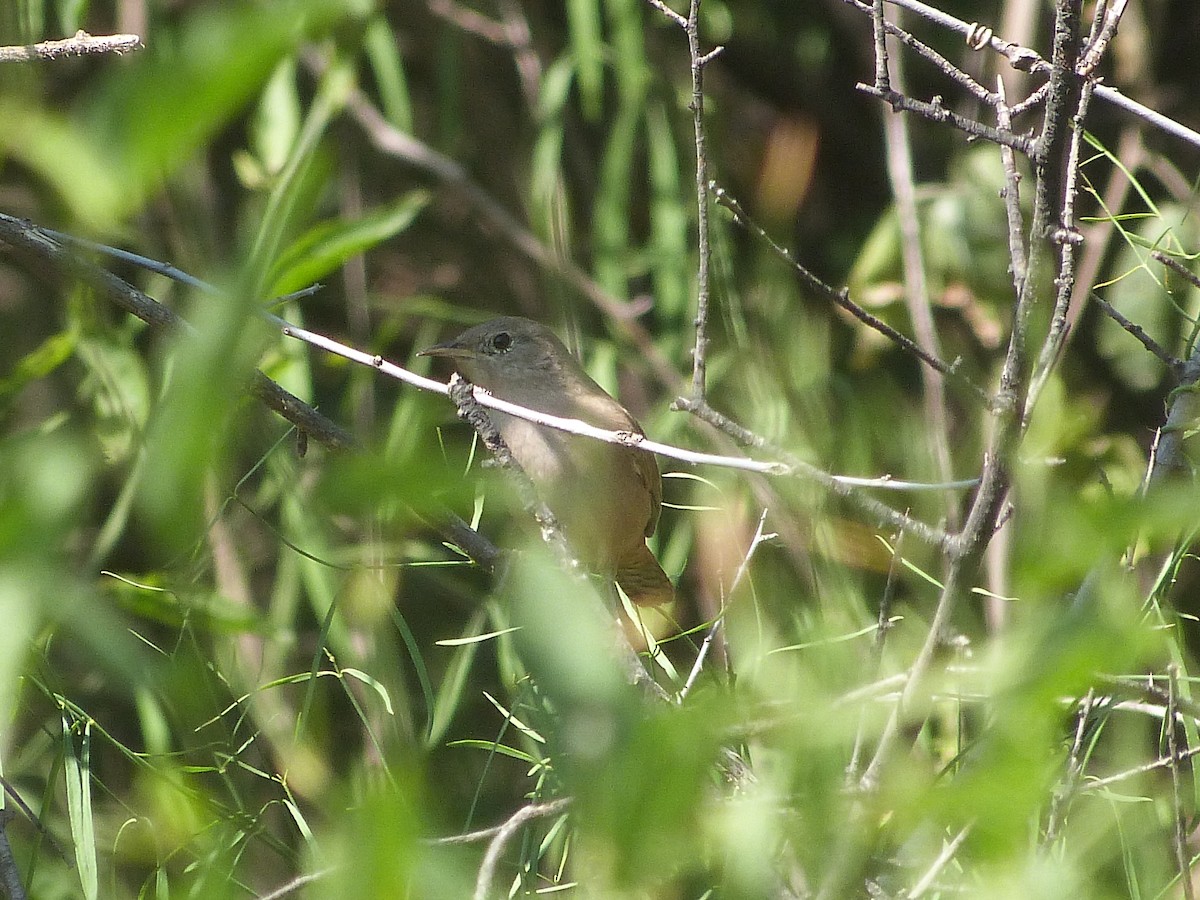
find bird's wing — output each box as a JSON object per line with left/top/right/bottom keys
{"left": 632, "top": 444, "right": 662, "bottom": 538}
{"left": 573, "top": 386, "right": 663, "bottom": 538}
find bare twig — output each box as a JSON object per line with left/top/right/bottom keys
{"left": 995, "top": 80, "right": 1029, "bottom": 301}
{"left": 710, "top": 184, "right": 990, "bottom": 405}
{"left": 906, "top": 823, "right": 972, "bottom": 898}
{"left": 0, "top": 808, "right": 27, "bottom": 900}
{"left": 1026, "top": 66, "right": 1096, "bottom": 414}
{"left": 1044, "top": 688, "right": 1096, "bottom": 843}
{"left": 1081, "top": 745, "right": 1200, "bottom": 793}
{"left": 870, "top": 0, "right": 891, "bottom": 95}
{"left": 858, "top": 85, "right": 1039, "bottom": 157}
{"left": 644, "top": 0, "right": 724, "bottom": 400}
{"left": 1156, "top": 252, "right": 1200, "bottom": 292}
{"left": 494, "top": 0, "right": 543, "bottom": 111}
{"left": 674, "top": 397, "right": 953, "bottom": 550}
{"left": 683, "top": 0, "right": 721, "bottom": 401}
{"left": 1091, "top": 294, "right": 1183, "bottom": 378}
{"left": 0, "top": 213, "right": 498, "bottom": 572}
{"left": 472, "top": 799, "right": 572, "bottom": 900}
{"left": 0, "top": 30, "right": 141, "bottom": 62}
{"left": 311, "top": 53, "right": 679, "bottom": 387}
{"left": 876, "top": 15, "right": 958, "bottom": 524}
{"left": 281, "top": 316, "right": 979, "bottom": 502}
{"left": 858, "top": 0, "right": 1087, "bottom": 794}
{"left": 847, "top": 531, "right": 904, "bottom": 782}
{"left": 843, "top": 0, "right": 998, "bottom": 104}
{"left": 256, "top": 869, "right": 330, "bottom": 900}
{"left": 678, "top": 509, "right": 771, "bottom": 700}
{"left": 1078, "top": 0, "right": 1129, "bottom": 76}
{"left": 427, "top": 0, "right": 509, "bottom": 45}
{"left": 1167, "top": 666, "right": 1196, "bottom": 900}
{"left": 644, "top": 0, "right": 686, "bottom": 27}
{"left": 878, "top": 0, "right": 1200, "bottom": 151}
{"left": 429, "top": 0, "right": 542, "bottom": 111}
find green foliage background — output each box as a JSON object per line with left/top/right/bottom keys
{"left": 2, "top": 0, "right": 1200, "bottom": 897}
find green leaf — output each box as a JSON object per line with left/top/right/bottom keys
{"left": 251, "top": 58, "right": 302, "bottom": 178}
{"left": 646, "top": 100, "right": 689, "bottom": 317}
{"left": 81, "top": 0, "right": 359, "bottom": 214}
{"left": 268, "top": 189, "right": 431, "bottom": 296}
{"left": 64, "top": 718, "right": 99, "bottom": 900}
{"left": 566, "top": 0, "right": 604, "bottom": 121}
{"left": 363, "top": 13, "right": 413, "bottom": 132}
{"left": 0, "top": 329, "right": 76, "bottom": 404}
{"left": 446, "top": 739, "right": 539, "bottom": 764}
{"left": 0, "top": 99, "right": 123, "bottom": 231}
{"left": 426, "top": 607, "right": 489, "bottom": 748}
{"left": 75, "top": 334, "right": 151, "bottom": 463}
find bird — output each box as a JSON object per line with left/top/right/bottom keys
{"left": 420, "top": 317, "right": 674, "bottom": 607}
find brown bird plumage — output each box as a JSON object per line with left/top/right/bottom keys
{"left": 421, "top": 317, "right": 673, "bottom": 606}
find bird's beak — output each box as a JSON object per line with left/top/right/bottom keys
{"left": 418, "top": 341, "right": 479, "bottom": 360}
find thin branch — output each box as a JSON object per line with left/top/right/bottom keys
{"left": 684, "top": 0, "right": 719, "bottom": 401}
{"left": 1044, "top": 688, "right": 1096, "bottom": 844}
{"left": 282, "top": 316, "right": 977, "bottom": 498}
{"left": 256, "top": 869, "right": 330, "bottom": 900}
{"left": 494, "top": 0, "right": 544, "bottom": 112}
{"left": 847, "top": 531, "right": 904, "bottom": 782}
{"left": 1009, "top": 82, "right": 1052, "bottom": 120}
{"left": 870, "top": 0, "right": 891, "bottom": 95}
{"left": 5, "top": 212, "right": 961, "bottom": 589}
{"left": 879, "top": 0, "right": 1200, "bottom": 152}
{"left": 427, "top": 0, "right": 510, "bottom": 45}
{"left": 995, "top": 80, "right": 1029, "bottom": 302}
{"left": 858, "top": 85, "right": 1039, "bottom": 157}
{"left": 710, "top": 184, "right": 990, "bottom": 405}
{"left": 1027, "top": 70, "right": 1097, "bottom": 415}
{"left": 645, "top": 0, "right": 723, "bottom": 400}
{"left": 906, "top": 823, "right": 972, "bottom": 898}
{"left": 429, "top": 0, "right": 542, "bottom": 112}
{"left": 1081, "top": 744, "right": 1200, "bottom": 793}
{"left": 644, "top": 0, "right": 686, "bottom": 27}
{"left": 472, "top": 799, "right": 572, "bottom": 900}
{"left": 311, "top": 53, "right": 680, "bottom": 387}
{"left": 444, "top": 375, "right": 579, "bottom": 577}
{"left": 1156, "top": 252, "right": 1200, "bottom": 292}
{"left": 674, "top": 397, "right": 953, "bottom": 551}
{"left": 678, "top": 509, "right": 771, "bottom": 700}
{"left": 0, "top": 809, "right": 27, "bottom": 900}
{"left": 0, "top": 30, "right": 141, "bottom": 62}
{"left": 0, "top": 777, "right": 69, "bottom": 868}
{"left": 877, "top": 16, "right": 958, "bottom": 524}
{"left": 1078, "top": 0, "right": 1129, "bottom": 76}
{"left": 1091, "top": 294, "right": 1184, "bottom": 378}
{"left": 0, "top": 213, "right": 498, "bottom": 573}
{"left": 1167, "top": 665, "right": 1196, "bottom": 900}
{"left": 859, "top": 0, "right": 1087, "bottom": 793}
{"left": 840, "top": 0, "right": 1001, "bottom": 105}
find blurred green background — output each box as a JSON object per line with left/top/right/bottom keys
{"left": 2, "top": 0, "right": 1200, "bottom": 897}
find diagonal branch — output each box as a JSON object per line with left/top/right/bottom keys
{"left": 0, "top": 30, "right": 141, "bottom": 62}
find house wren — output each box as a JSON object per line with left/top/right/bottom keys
{"left": 421, "top": 317, "right": 673, "bottom": 606}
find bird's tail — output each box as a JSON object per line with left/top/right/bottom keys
{"left": 616, "top": 543, "right": 674, "bottom": 607}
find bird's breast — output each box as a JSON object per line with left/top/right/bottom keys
{"left": 491, "top": 410, "right": 655, "bottom": 570}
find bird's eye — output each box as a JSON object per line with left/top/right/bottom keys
{"left": 491, "top": 332, "right": 513, "bottom": 352}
